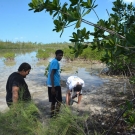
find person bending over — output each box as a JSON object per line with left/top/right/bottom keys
{"left": 66, "top": 76, "right": 85, "bottom": 105}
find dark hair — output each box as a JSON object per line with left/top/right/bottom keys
{"left": 74, "top": 84, "right": 82, "bottom": 92}
{"left": 18, "top": 62, "right": 31, "bottom": 72}
{"left": 55, "top": 50, "right": 63, "bottom": 55}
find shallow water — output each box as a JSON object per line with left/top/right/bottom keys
{"left": 0, "top": 50, "right": 108, "bottom": 111}
{"left": 0, "top": 51, "right": 107, "bottom": 92}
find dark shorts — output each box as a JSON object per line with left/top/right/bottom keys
{"left": 48, "top": 86, "right": 62, "bottom": 103}
{"left": 7, "top": 102, "right": 12, "bottom": 108}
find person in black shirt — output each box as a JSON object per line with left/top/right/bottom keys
{"left": 6, "top": 62, "right": 31, "bottom": 107}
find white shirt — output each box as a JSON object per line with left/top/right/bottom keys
{"left": 66, "top": 76, "right": 85, "bottom": 90}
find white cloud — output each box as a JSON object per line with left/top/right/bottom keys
{"left": 14, "top": 37, "right": 25, "bottom": 41}
{"left": 14, "top": 37, "right": 19, "bottom": 40}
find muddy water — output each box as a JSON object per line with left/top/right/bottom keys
{"left": 0, "top": 51, "right": 108, "bottom": 112}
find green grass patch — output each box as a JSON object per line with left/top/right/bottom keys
{"left": 3, "top": 52, "right": 15, "bottom": 60}
{"left": 0, "top": 101, "right": 45, "bottom": 135}
{"left": 0, "top": 102, "right": 88, "bottom": 135}
{"left": 45, "top": 106, "right": 87, "bottom": 135}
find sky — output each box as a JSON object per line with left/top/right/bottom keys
{"left": 0, "top": 0, "right": 135, "bottom": 44}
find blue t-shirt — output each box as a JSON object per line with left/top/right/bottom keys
{"left": 47, "top": 58, "right": 60, "bottom": 86}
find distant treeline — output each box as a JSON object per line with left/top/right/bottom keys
{"left": 0, "top": 40, "right": 104, "bottom": 61}
{"left": 0, "top": 40, "right": 71, "bottom": 49}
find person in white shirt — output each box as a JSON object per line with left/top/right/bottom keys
{"left": 66, "top": 76, "right": 85, "bottom": 105}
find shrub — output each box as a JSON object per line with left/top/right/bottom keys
{"left": 3, "top": 52, "right": 15, "bottom": 60}
{"left": 36, "top": 49, "right": 50, "bottom": 59}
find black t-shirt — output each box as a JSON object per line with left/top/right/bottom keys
{"left": 6, "top": 72, "right": 31, "bottom": 104}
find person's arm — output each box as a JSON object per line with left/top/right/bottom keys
{"left": 50, "top": 69, "right": 56, "bottom": 95}
{"left": 12, "top": 86, "right": 19, "bottom": 103}
{"left": 78, "top": 94, "right": 82, "bottom": 104}
{"left": 66, "top": 90, "right": 71, "bottom": 105}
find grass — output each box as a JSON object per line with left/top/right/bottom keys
{"left": 1, "top": 82, "right": 134, "bottom": 135}
{"left": 3, "top": 52, "right": 15, "bottom": 60}
{"left": 45, "top": 106, "right": 87, "bottom": 135}
{"left": 36, "top": 49, "right": 51, "bottom": 60}
{"left": 0, "top": 102, "right": 88, "bottom": 135}
{"left": 0, "top": 40, "right": 104, "bottom": 61}
{"left": 0, "top": 101, "right": 44, "bottom": 135}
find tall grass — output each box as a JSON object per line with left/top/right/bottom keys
{"left": 0, "top": 102, "right": 88, "bottom": 135}
{"left": 0, "top": 101, "right": 44, "bottom": 135}
{"left": 64, "top": 48, "right": 75, "bottom": 61}
{"left": 36, "top": 49, "right": 50, "bottom": 60}
{"left": 45, "top": 106, "right": 87, "bottom": 135}
{"left": 79, "top": 47, "right": 105, "bottom": 61}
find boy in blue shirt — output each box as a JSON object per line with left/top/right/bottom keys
{"left": 47, "top": 50, "right": 63, "bottom": 117}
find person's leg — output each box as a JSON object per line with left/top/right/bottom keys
{"left": 55, "top": 86, "right": 62, "bottom": 114}
{"left": 51, "top": 93, "right": 57, "bottom": 117}
{"left": 51, "top": 102, "right": 56, "bottom": 117}
{"left": 56, "top": 102, "right": 61, "bottom": 114}
{"left": 78, "top": 93, "right": 82, "bottom": 104}
{"left": 66, "top": 90, "right": 71, "bottom": 105}
{"left": 48, "top": 87, "right": 56, "bottom": 117}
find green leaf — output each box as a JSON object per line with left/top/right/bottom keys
{"left": 53, "top": 11, "right": 58, "bottom": 18}
{"left": 82, "top": 9, "right": 91, "bottom": 17}
{"left": 53, "top": 20, "right": 59, "bottom": 25}
{"left": 32, "top": 0, "right": 38, "bottom": 6}
{"left": 28, "top": 3, "right": 34, "bottom": 8}
{"left": 112, "top": 8, "right": 118, "bottom": 12}
{"left": 93, "top": 4, "right": 98, "bottom": 8}
{"left": 69, "top": 0, "right": 78, "bottom": 6}
{"left": 75, "top": 19, "right": 81, "bottom": 28}
{"left": 87, "top": 0, "right": 91, "bottom": 7}
{"left": 109, "top": 39, "right": 115, "bottom": 45}
{"left": 53, "top": 0, "right": 58, "bottom": 6}
{"left": 81, "top": 28, "right": 86, "bottom": 35}
{"left": 69, "top": 46, "right": 74, "bottom": 49}
{"left": 83, "top": 45, "right": 88, "bottom": 49}
{"left": 81, "top": 2, "right": 88, "bottom": 7}
{"left": 126, "top": 33, "right": 135, "bottom": 45}
{"left": 126, "top": 101, "right": 134, "bottom": 110}
{"left": 69, "top": 39, "right": 78, "bottom": 42}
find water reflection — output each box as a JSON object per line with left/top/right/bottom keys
{"left": 0, "top": 49, "right": 36, "bottom": 58}
{"left": 0, "top": 50, "right": 107, "bottom": 93}
{"left": 36, "top": 59, "right": 50, "bottom": 66}
{"left": 4, "top": 60, "right": 16, "bottom": 67}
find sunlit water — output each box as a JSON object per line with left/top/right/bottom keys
{"left": 0, "top": 51, "right": 108, "bottom": 111}
{"left": 0, "top": 51, "right": 108, "bottom": 92}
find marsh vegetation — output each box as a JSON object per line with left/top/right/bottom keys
{"left": 1, "top": 0, "right": 135, "bottom": 132}
{"left": 0, "top": 40, "right": 135, "bottom": 134}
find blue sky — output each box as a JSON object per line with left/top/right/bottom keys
{"left": 0, "top": 0, "right": 135, "bottom": 44}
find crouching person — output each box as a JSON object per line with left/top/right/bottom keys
{"left": 66, "top": 76, "right": 85, "bottom": 105}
